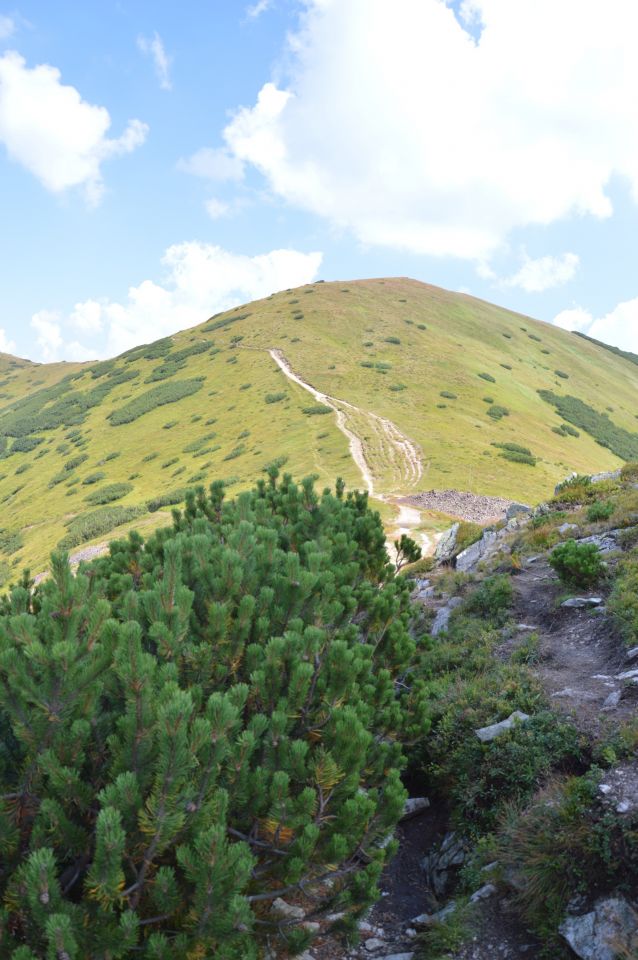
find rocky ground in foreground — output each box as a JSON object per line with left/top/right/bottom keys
{"left": 302, "top": 472, "right": 638, "bottom": 960}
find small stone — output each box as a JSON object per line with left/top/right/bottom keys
{"left": 616, "top": 801, "right": 631, "bottom": 814}
{"left": 475, "top": 711, "right": 530, "bottom": 742}
{"left": 271, "top": 897, "right": 305, "bottom": 920}
{"left": 405, "top": 927, "right": 417, "bottom": 937}
{"left": 303, "top": 922, "right": 320, "bottom": 933}
{"left": 378, "top": 954, "right": 415, "bottom": 960}
{"left": 616, "top": 668, "right": 638, "bottom": 681}
{"left": 364, "top": 938, "right": 385, "bottom": 951}
{"left": 412, "top": 902, "right": 457, "bottom": 926}
{"left": 599, "top": 784, "right": 612, "bottom": 795}
{"left": 626, "top": 646, "right": 638, "bottom": 660}
{"left": 561, "top": 596, "right": 603, "bottom": 608}
{"left": 602, "top": 689, "right": 621, "bottom": 710}
{"left": 470, "top": 883, "right": 497, "bottom": 902}
{"left": 401, "top": 797, "right": 430, "bottom": 819}
{"left": 516, "top": 623, "right": 536, "bottom": 631}
{"left": 558, "top": 522, "right": 580, "bottom": 534}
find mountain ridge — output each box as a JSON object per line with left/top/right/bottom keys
{"left": 0, "top": 276, "right": 637, "bottom": 575}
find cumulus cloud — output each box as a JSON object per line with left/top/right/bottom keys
{"left": 178, "top": 146, "right": 244, "bottom": 182}
{"left": 205, "top": 197, "right": 231, "bottom": 219}
{"left": 504, "top": 252, "right": 579, "bottom": 293}
{"left": 137, "top": 31, "right": 172, "bottom": 91}
{"left": 552, "top": 298, "right": 638, "bottom": 353}
{"left": 0, "top": 51, "right": 148, "bottom": 204}
{"left": 29, "top": 243, "right": 322, "bottom": 360}
{"left": 212, "top": 0, "right": 638, "bottom": 261}
{"left": 0, "top": 325, "right": 15, "bottom": 353}
{"left": 30, "top": 310, "right": 96, "bottom": 362}
{"left": 245, "top": 1, "right": 273, "bottom": 19}
{"left": 0, "top": 15, "right": 15, "bottom": 39}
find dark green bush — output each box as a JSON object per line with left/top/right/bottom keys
{"left": 440, "top": 391, "right": 457, "bottom": 400}
{"left": 85, "top": 483, "right": 134, "bottom": 505}
{"left": 478, "top": 372, "right": 496, "bottom": 383}
{"left": 82, "top": 471, "right": 106, "bottom": 485}
{"left": 384, "top": 336, "right": 401, "bottom": 345}
{"left": 586, "top": 500, "right": 615, "bottom": 522}
{"left": 554, "top": 370, "right": 569, "bottom": 379}
{"left": 302, "top": 405, "right": 332, "bottom": 416}
{"left": 58, "top": 505, "right": 146, "bottom": 549}
{"left": 0, "top": 529, "right": 23, "bottom": 554}
{"left": 145, "top": 361, "right": 183, "bottom": 383}
{"left": 608, "top": 554, "right": 638, "bottom": 643}
{"left": 109, "top": 380, "right": 204, "bottom": 426}
{"left": 265, "top": 392, "right": 287, "bottom": 404}
{"left": 549, "top": 539, "right": 605, "bottom": 587}
{"left": 463, "top": 575, "right": 513, "bottom": 626}
{"left": 10, "top": 436, "right": 44, "bottom": 454}
{"left": 0, "top": 475, "right": 425, "bottom": 956}
{"left": 487, "top": 405, "right": 510, "bottom": 421}
{"left": 146, "top": 488, "right": 186, "bottom": 512}
{"left": 539, "top": 390, "right": 638, "bottom": 461}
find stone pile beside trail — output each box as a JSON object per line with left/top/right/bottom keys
{"left": 401, "top": 489, "right": 516, "bottom": 523}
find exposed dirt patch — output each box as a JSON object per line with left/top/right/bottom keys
{"left": 402, "top": 489, "right": 517, "bottom": 524}
{"left": 506, "top": 556, "right": 638, "bottom": 738}
{"left": 449, "top": 896, "right": 542, "bottom": 959}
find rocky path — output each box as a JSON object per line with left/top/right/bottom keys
{"left": 505, "top": 542, "right": 638, "bottom": 738}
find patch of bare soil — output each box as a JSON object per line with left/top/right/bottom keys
{"left": 506, "top": 556, "right": 638, "bottom": 738}
{"left": 402, "top": 490, "right": 516, "bottom": 524}
{"left": 450, "top": 897, "right": 541, "bottom": 960}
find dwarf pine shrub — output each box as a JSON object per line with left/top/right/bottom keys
{"left": 0, "top": 474, "right": 427, "bottom": 957}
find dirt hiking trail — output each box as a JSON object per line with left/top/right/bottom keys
{"left": 269, "top": 349, "right": 431, "bottom": 554}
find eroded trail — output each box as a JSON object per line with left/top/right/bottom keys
{"left": 269, "top": 349, "right": 430, "bottom": 553}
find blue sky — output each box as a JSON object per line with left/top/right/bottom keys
{"left": 1, "top": 0, "right": 638, "bottom": 361}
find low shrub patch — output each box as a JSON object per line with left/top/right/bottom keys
{"left": 84, "top": 482, "right": 134, "bottom": 505}
{"left": 302, "top": 404, "right": 332, "bottom": 415}
{"left": 146, "top": 488, "right": 186, "bottom": 512}
{"left": 58, "top": 505, "right": 146, "bottom": 549}
{"left": 109, "top": 379, "right": 204, "bottom": 425}
{"left": 549, "top": 539, "right": 605, "bottom": 587}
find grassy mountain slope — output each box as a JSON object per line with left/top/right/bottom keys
{"left": 1, "top": 277, "right": 637, "bottom": 576}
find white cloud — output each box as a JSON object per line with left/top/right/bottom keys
{"left": 504, "top": 252, "right": 579, "bottom": 293}
{"left": 0, "top": 325, "right": 15, "bottom": 353}
{"left": 30, "top": 243, "right": 322, "bottom": 360}
{"left": 0, "top": 51, "right": 147, "bottom": 204}
{"left": 137, "top": 31, "right": 172, "bottom": 91}
{"left": 30, "top": 310, "right": 98, "bottom": 362}
{"left": 0, "top": 15, "right": 15, "bottom": 39}
{"left": 214, "top": 0, "right": 638, "bottom": 261}
{"left": 246, "top": 1, "right": 272, "bottom": 19}
{"left": 205, "top": 197, "right": 231, "bottom": 219}
{"left": 178, "top": 146, "right": 244, "bottom": 182}
{"left": 552, "top": 297, "right": 638, "bottom": 352}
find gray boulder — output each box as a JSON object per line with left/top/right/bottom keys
{"left": 590, "top": 469, "right": 622, "bottom": 484}
{"left": 561, "top": 596, "right": 604, "bottom": 608}
{"left": 475, "top": 710, "right": 530, "bottom": 743}
{"left": 435, "top": 523, "right": 459, "bottom": 563}
{"left": 558, "top": 522, "right": 580, "bottom": 535}
{"left": 455, "top": 529, "right": 498, "bottom": 573}
{"left": 559, "top": 897, "right": 638, "bottom": 959}
{"left": 401, "top": 797, "right": 430, "bottom": 819}
{"left": 506, "top": 502, "right": 532, "bottom": 520}
{"left": 431, "top": 596, "right": 463, "bottom": 636}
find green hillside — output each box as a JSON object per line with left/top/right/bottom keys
{"left": 1, "top": 277, "right": 637, "bottom": 576}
